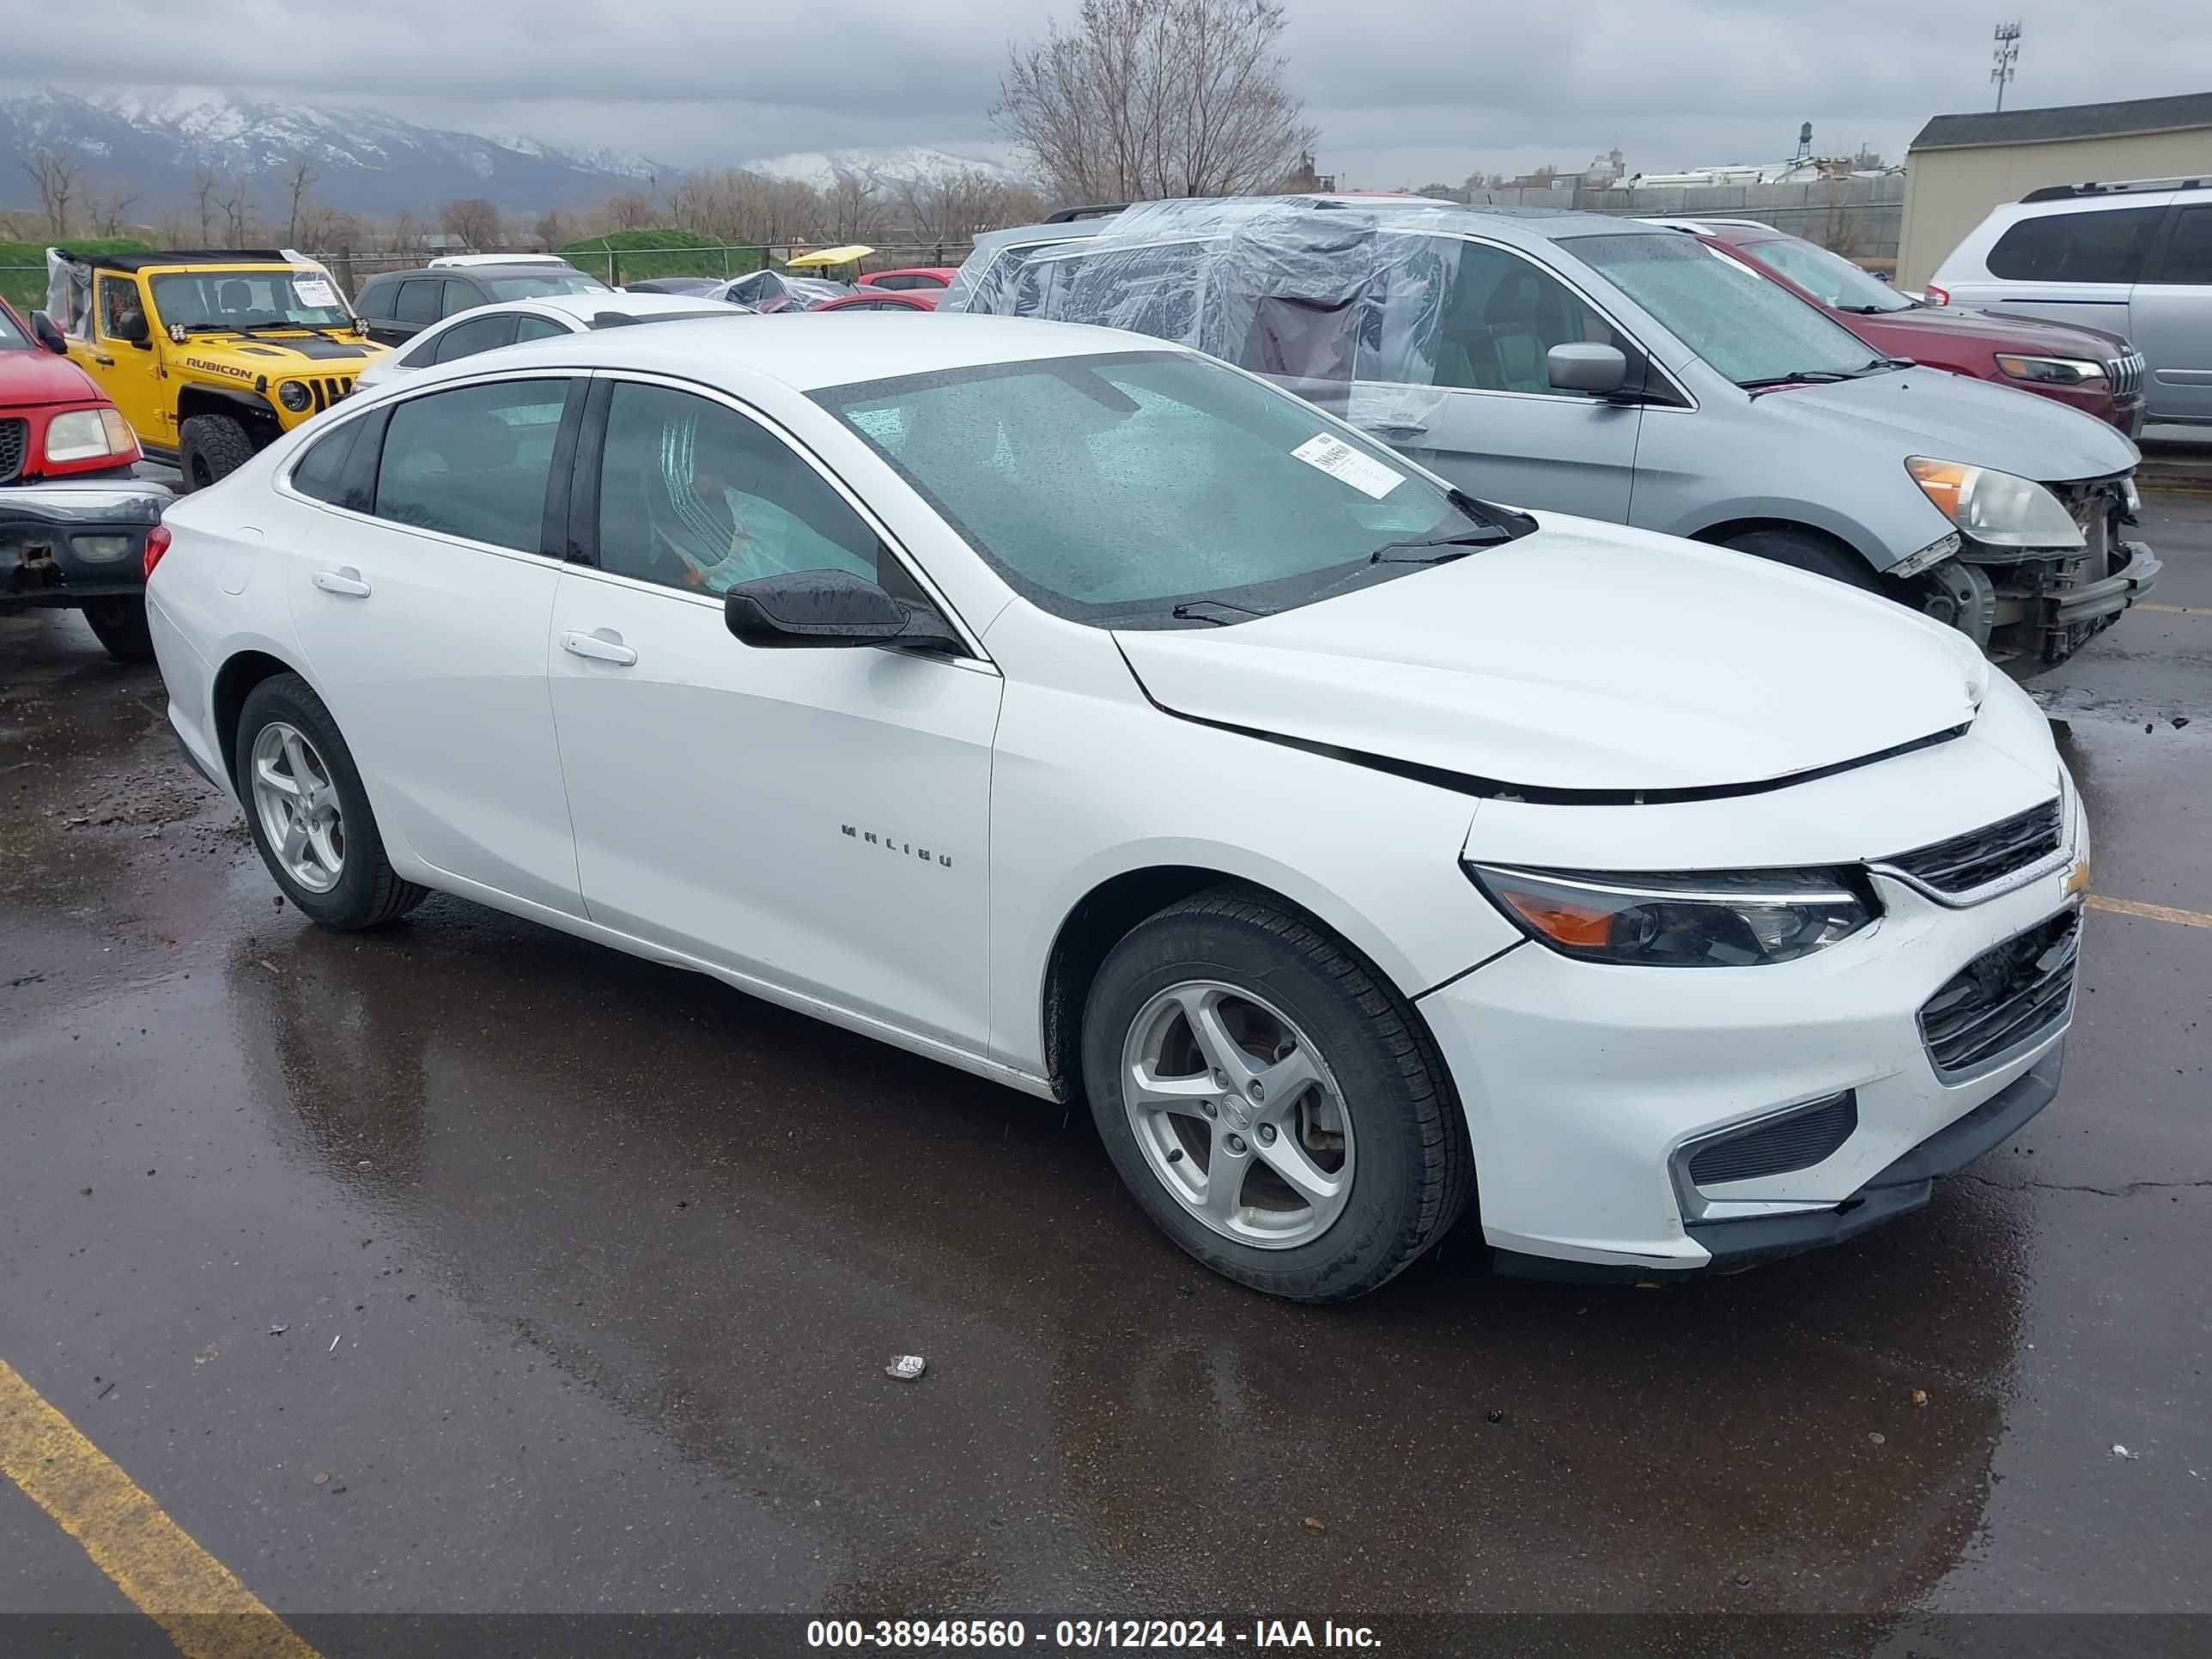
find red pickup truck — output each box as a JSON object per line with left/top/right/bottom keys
{"left": 1647, "top": 219, "right": 2148, "bottom": 436}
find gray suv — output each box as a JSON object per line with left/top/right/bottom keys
{"left": 945, "top": 197, "right": 2159, "bottom": 666}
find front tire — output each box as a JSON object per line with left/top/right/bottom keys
{"left": 234, "top": 673, "right": 428, "bottom": 930}
{"left": 1722, "top": 527, "right": 1878, "bottom": 592}
{"left": 81, "top": 596, "right": 154, "bottom": 663}
{"left": 179, "top": 413, "right": 258, "bottom": 490}
{"left": 1081, "top": 888, "right": 1473, "bottom": 1302}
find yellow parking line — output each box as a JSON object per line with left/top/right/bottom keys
{"left": 0, "top": 1359, "right": 322, "bottom": 1659}
{"left": 2088, "top": 893, "right": 2212, "bottom": 929}
{"left": 2136, "top": 603, "right": 2210, "bottom": 616}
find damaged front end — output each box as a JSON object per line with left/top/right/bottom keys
{"left": 1902, "top": 468, "right": 2157, "bottom": 668}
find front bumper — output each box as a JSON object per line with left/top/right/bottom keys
{"left": 0, "top": 481, "right": 169, "bottom": 615}
{"left": 1418, "top": 799, "right": 2086, "bottom": 1278}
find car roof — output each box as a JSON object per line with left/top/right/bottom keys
{"left": 981, "top": 196, "right": 1657, "bottom": 252}
{"left": 398, "top": 313, "right": 1168, "bottom": 395}
{"left": 364, "top": 264, "right": 605, "bottom": 285}
{"left": 59, "top": 247, "right": 297, "bottom": 273}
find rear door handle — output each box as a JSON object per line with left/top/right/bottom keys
{"left": 560, "top": 628, "right": 637, "bottom": 666}
{"left": 313, "top": 568, "right": 371, "bottom": 598}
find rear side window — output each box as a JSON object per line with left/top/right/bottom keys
{"left": 354, "top": 281, "right": 396, "bottom": 320}
{"left": 394, "top": 280, "right": 442, "bottom": 325}
{"left": 372, "top": 379, "right": 571, "bottom": 552}
{"left": 290, "top": 422, "right": 362, "bottom": 507}
{"left": 440, "top": 279, "right": 479, "bottom": 319}
{"left": 513, "top": 314, "right": 571, "bottom": 343}
{"left": 1986, "top": 207, "right": 2162, "bottom": 284}
{"left": 2151, "top": 205, "right": 2212, "bottom": 285}
{"left": 432, "top": 314, "right": 519, "bottom": 363}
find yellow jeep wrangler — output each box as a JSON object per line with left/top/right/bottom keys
{"left": 46, "top": 248, "right": 386, "bottom": 488}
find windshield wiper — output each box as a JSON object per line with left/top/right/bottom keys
{"left": 1170, "top": 599, "right": 1269, "bottom": 626}
{"left": 1737, "top": 368, "right": 1857, "bottom": 389}
{"left": 1367, "top": 526, "right": 1510, "bottom": 564}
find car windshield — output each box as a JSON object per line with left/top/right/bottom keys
{"left": 815, "top": 349, "right": 1523, "bottom": 628}
{"left": 149, "top": 270, "right": 354, "bottom": 331}
{"left": 0, "top": 304, "right": 28, "bottom": 349}
{"left": 483, "top": 273, "right": 611, "bottom": 300}
{"left": 1562, "top": 233, "right": 1886, "bottom": 386}
{"left": 1739, "top": 235, "right": 1916, "bottom": 314}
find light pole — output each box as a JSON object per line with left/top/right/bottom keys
{"left": 1991, "top": 21, "right": 2021, "bottom": 112}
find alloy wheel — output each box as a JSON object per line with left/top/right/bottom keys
{"left": 1119, "top": 980, "right": 1354, "bottom": 1249}
{"left": 250, "top": 721, "right": 345, "bottom": 894}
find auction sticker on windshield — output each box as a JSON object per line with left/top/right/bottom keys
{"left": 1291, "top": 434, "right": 1403, "bottom": 500}
{"left": 292, "top": 276, "right": 340, "bottom": 309}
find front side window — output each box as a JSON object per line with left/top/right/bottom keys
{"left": 596, "top": 382, "right": 878, "bottom": 595}
{"left": 2152, "top": 205, "right": 2212, "bottom": 285}
{"left": 372, "top": 379, "right": 571, "bottom": 551}
{"left": 95, "top": 275, "right": 145, "bottom": 342}
{"left": 1986, "top": 207, "right": 2162, "bottom": 284}
{"left": 149, "top": 270, "right": 352, "bottom": 331}
{"left": 0, "top": 303, "right": 27, "bottom": 349}
{"left": 816, "top": 349, "right": 1522, "bottom": 628}
{"left": 1738, "top": 236, "right": 1914, "bottom": 313}
{"left": 432, "top": 314, "right": 519, "bottom": 363}
{"left": 1428, "top": 241, "right": 1629, "bottom": 395}
{"left": 1562, "top": 232, "right": 1882, "bottom": 386}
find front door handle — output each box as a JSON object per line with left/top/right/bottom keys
{"left": 560, "top": 628, "right": 637, "bottom": 666}
{"left": 313, "top": 568, "right": 371, "bottom": 598}
{"left": 91, "top": 351, "right": 115, "bottom": 366}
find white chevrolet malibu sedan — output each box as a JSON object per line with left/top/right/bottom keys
{"left": 145, "top": 315, "right": 2087, "bottom": 1301}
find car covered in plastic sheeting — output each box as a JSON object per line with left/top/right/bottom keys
{"left": 951, "top": 197, "right": 2158, "bottom": 667}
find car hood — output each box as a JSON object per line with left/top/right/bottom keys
{"left": 0, "top": 348, "right": 102, "bottom": 406}
{"left": 179, "top": 332, "right": 380, "bottom": 368}
{"left": 1115, "top": 519, "right": 1981, "bottom": 796}
{"left": 1754, "top": 367, "right": 2137, "bottom": 481}
{"left": 1869, "top": 304, "right": 2133, "bottom": 359}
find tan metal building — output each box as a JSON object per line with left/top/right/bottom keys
{"left": 1899, "top": 91, "right": 2212, "bottom": 288}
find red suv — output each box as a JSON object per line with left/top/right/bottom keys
{"left": 1647, "top": 219, "right": 2148, "bottom": 435}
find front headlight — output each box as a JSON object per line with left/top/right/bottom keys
{"left": 1906, "top": 457, "right": 2084, "bottom": 550}
{"left": 44, "top": 409, "right": 133, "bottom": 463}
{"left": 276, "top": 380, "right": 313, "bottom": 413}
{"left": 1464, "top": 864, "right": 1874, "bottom": 968}
{"left": 1994, "top": 354, "right": 2105, "bottom": 386}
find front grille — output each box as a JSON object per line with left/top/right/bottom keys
{"left": 1885, "top": 799, "right": 2063, "bottom": 897}
{"left": 1919, "top": 909, "right": 2079, "bottom": 1078}
{"left": 307, "top": 376, "right": 356, "bottom": 413}
{"left": 2109, "top": 352, "right": 2144, "bottom": 399}
{"left": 1687, "top": 1093, "right": 1858, "bottom": 1187}
{"left": 0, "top": 418, "right": 25, "bottom": 483}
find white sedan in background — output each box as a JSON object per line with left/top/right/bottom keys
{"left": 144, "top": 316, "right": 2085, "bottom": 1300}
{"left": 352, "top": 290, "right": 750, "bottom": 393}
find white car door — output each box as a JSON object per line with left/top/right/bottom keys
{"left": 2133, "top": 201, "right": 2212, "bottom": 425}
{"left": 545, "top": 375, "right": 1001, "bottom": 1053}
{"left": 283, "top": 372, "right": 585, "bottom": 916}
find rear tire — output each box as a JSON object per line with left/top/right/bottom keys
{"left": 179, "top": 413, "right": 258, "bottom": 490}
{"left": 1081, "top": 887, "right": 1473, "bottom": 1302}
{"left": 1722, "top": 527, "right": 1879, "bottom": 592}
{"left": 234, "top": 673, "right": 428, "bottom": 931}
{"left": 81, "top": 596, "right": 154, "bottom": 663}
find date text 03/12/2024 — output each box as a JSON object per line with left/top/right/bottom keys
{"left": 805, "top": 1620, "right": 1382, "bottom": 1649}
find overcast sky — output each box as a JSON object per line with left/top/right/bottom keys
{"left": 9, "top": 0, "right": 2212, "bottom": 185}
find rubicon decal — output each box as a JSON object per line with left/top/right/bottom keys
{"left": 842, "top": 824, "right": 951, "bottom": 867}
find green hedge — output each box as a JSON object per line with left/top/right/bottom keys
{"left": 559, "top": 229, "right": 762, "bottom": 284}
{"left": 0, "top": 237, "right": 158, "bottom": 312}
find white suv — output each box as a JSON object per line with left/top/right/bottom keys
{"left": 1929, "top": 176, "right": 2212, "bottom": 426}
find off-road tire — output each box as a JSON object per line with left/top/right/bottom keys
{"left": 179, "top": 413, "right": 258, "bottom": 490}
{"left": 234, "top": 673, "right": 428, "bottom": 930}
{"left": 1082, "top": 886, "right": 1474, "bottom": 1302}
{"left": 1722, "top": 526, "right": 1881, "bottom": 592}
{"left": 81, "top": 596, "right": 155, "bottom": 663}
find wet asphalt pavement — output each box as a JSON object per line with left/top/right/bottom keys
{"left": 1, "top": 500, "right": 2207, "bottom": 1639}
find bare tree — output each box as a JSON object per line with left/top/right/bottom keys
{"left": 215, "top": 173, "right": 258, "bottom": 245}
{"left": 597, "top": 191, "right": 657, "bottom": 232}
{"left": 534, "top": 209, "right": 577, "bottom": 251}
{"left": 820, "top": 171, "right": 889, "bottom": 244}
{"left": 996, "top": 0, "right": 1314, "bottom": 204}
{"left": 87, "top": 185, "right": 140, "bottom": 238}
{"left": 191, "top": 168, "right": 219, "bottom": 244}
{"left": 281, "top": 161, "right": 319, "bottom": 245}
{"left": 437, "top": 197, "right": 503, "bottom": 251}
{"left": 896, "top": 167, "right": 1046, "bottom": 246}
{"left": 21, "top": 149, "right": 81, "bottom": 239}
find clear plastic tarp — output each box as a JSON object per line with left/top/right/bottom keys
{"left": 44, "top": 248, "right": 93, "bottom": 340}
{"left": 956, "top": 197, "right": 1480, "bottom": 433}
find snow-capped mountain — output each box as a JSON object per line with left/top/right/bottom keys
{"left": 742, "top": 146, "right": 1022, "bottom": 193}
{"left": 0, "top": 86, "right": 666, "bottom": 219}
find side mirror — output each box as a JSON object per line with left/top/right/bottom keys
{"left": 29, "top": 310, "right": 69, "bottom": 355}
{"left": 724, "top": 569, "right": 960, "bottom": 652}
{"left": 114, "top": 309, "right": 151, "bottom": 348}
{"left": 1547, "top": 342, "right": 1629, "bottom": 396}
